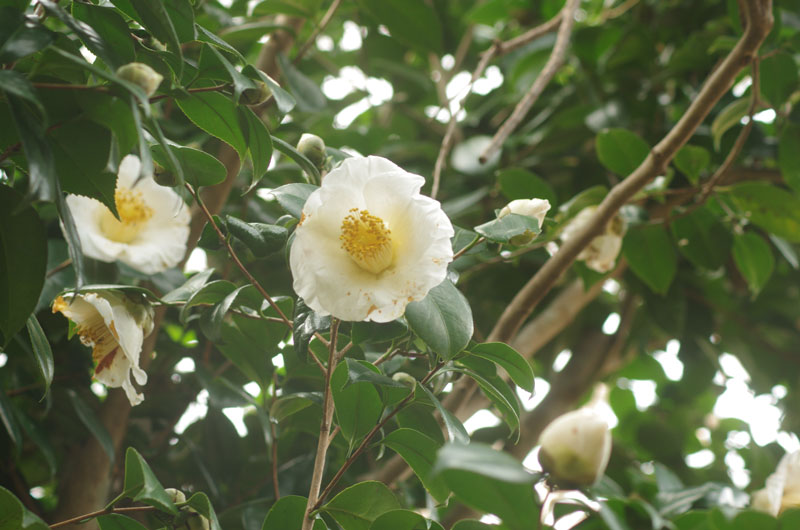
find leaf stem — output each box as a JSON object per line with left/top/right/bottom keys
{"left": 49, "top": 506, "right": 157, "bottom": 528}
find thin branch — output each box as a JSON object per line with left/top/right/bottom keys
{"left": 293, "top": 0, "right": 342, "bottom": 64}
{"left": 50, "top": 506, "right": 157, "bottom": 528}
{"left": 487, "top": 0, "right": 773, "bottom": 345}
{"left": 301, "top": 319, "right": 340, "bottom": 530}
{"left": 478, "top": 0, "right": 580, "bottom": 164}
{"left": 270, "top": 373, "right": 281, "bottom": 500}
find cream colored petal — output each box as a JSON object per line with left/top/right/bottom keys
{"left": 64, "top": 195, "right": 128, "bottom": 262}
{"left": 117, "top": 154, "right": 142, "bottom": 188}
{"left": 118, "top": 219, "right": 190, "bottom": 274}
{"left": 93, "top": 349, "right": 143, "bottom": 406}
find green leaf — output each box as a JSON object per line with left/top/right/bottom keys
{"left": 40, "top": 0, "right": 118, "bottom": 68}
{"left": 151, "top": 144, "right": 226, "bottom": 188}
{"left": 0, "top": 9, "right": 57, "bottom": 63}
{"left": 405, "top": 280, "right": 473, "bottom": 361}
{"left": 267, "top": 182, "right": 317, "bottom": 218}
{"left": 162, "top": 269, "right": 215, "bottom": 303}
{"left": 674, "top": 144, "right": 710, "bottom": 185}
{"left": 270, "top": 392, "right": 321, "bottom": 421}
{"left": 321, "top": 481, "right": 401, "bottom": 530}
{"left": 163, "top": 0, "right": 195, "bottom": 43}
{"left": 241, "top": 106, "right": 274, "bottom": 191}
{"left": 595, "top": 128, "right": 650, "bottom": 176}
{"left": 379, "top": 428, "right": 449, "bottom": 502}
{"left": 469, "top": 342, "right": 534, "bottom": 393}
{"left": 622, "top": 224, "right": 677, "bottom": 294}
{"left": 51, "top": 120, "right": 115, "bottom": 212}
{"left": 67, "top": 390, "right": 115, "bottom": 465}
{"left": 181, "top": 280, "right": 236, "bottom": 323}
{"left": 331, "top": 362, "right": 383, "bottom": 445}
{"left": 96, "top": 514, "right": 149, "bottom": 530}
{"left": 711, "top": 98, "right": 749, "bottom": 151}
{"left": 127, "top": 0, "right": 182, "bottom": 66}
{"left": 451, "top": 522, "right": 497, "bottom": 530}
{"left": 195, "top": 24, "right": 246, "bottom": 62}
{"left": 26, "top": 315, "right": 53, "bottom": 398}
{"left": 0, "top": 390, "right": 22, "bottom": 450}
{"left": 204, "top": 43, "right": 258, "bottom": 103}
{"left": 202, "top": 284, "right": 248, "bottom": 342}
{"left": 121, "top": 447, "right": 178, "bottom": 514}
{"left": 185, "top": 491, "right": 223, "bottom": 530}
{"left": 6, "top": 92, "right": 55, "bottom": 201}
{"left": 727, "top": 181, "right": 800, "bottom": 242}
{"left": 341, "top": 359, "right": 411, "bottom": 406}
{"left": 368, "top": 510, "right": 428, "bottom": 530}
{"left": 226, "top": 216, "right": 288, "bottom": 258}
{"left": 242, "top": 65, "right": 296, "bottom": 114}
{"left": 253, "top": 0, "right": 322, "bottom": 17}
{"left": 769, "top": 234, "right": 799, "bottom": 269}
{"left": 277, "top": 54, "right": 326, "bottom": 112}
{"left": 293, "top": 298, "right": 330, "bottom": 358}
{"left": 418, "top": 384, "right": 469, "bottom": 444}
{"left": 449, "top": 365, "right": 519, "bottom": 433}
{"left": 0, "top": 185, "right": 47, "bottom": 345}
{"left": 0, "top": 70, "right": 45, "bottom": 119}
{"left": 778, "top": 124, "right": 800, "bottom": 195}
{"left": 732, "top": 232, "right": 774, "bottom": 298}
{"left": 357, "top": 0, "right": 443, "bottom": 53}
{"left": 0, "top": 486, "right": 49, "bottom": 530}
{"left": 731, "top": 510, "right": 778, "bottom": 530}
{"left": 760, "top": 52, "right": 798, "bottom": 108}
{"left": 72, "top": 3, "right": 136, "bottom": 68}
{"left": 273, "top": 137, "right": 321, "bottom": 184}
{"left": 177, "top": 92, "right": 248, "bottom": 160}
{"left": 474, "top": 213, "right": 540, "bottom": 244}
{"left": 670, "top": 206, "right": 732, "bottom": 270}
{"left": 497, "top": 168, "right": 557, "bottom": 207}
{"left": 432, "top": 443, "right": 538, "bottom": 530}
{"left": 262, "top": 495, "right": 309, "bottom": 530}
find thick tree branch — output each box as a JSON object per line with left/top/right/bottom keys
{"left": 487, "top": 0, "right": 773, "bottom": 345}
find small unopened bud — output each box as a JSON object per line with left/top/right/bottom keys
{"left": 296, "top": 133, "right": 326, "bottom": 170}
{"left": 185, "top": 511, "right": 210, "bottom": 530}
{"left": 498, "top": 198, "right": 550, "bottom": 246}
{"left": 165, "top": 488, "right": 186, "bottom": 504}
{"left": 153, "top": 162, "right": 178, "bottom": 187}
{"left": 392, "top": 372, "right": 416, "bottom": 387}
{"left": 241, "top": 81, "right": 271, "bottom": 106}
{"left": 116, "top": 62, "right": 164, "bottom": 97}
{"left": 538, "top": 387, "right": 611, "bottom": 487}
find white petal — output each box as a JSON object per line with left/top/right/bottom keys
{"left": 117, "top": 154, "right": 142, "bottom": 187}
{"left": 64, "top": 195, "right": 126, "bottom": 263}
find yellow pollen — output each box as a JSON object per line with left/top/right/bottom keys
{"left": 340, "top": 208, "right": 394, "bottom": 274}
{"left": 53, "top": 297, "right": 119, "bottom": 369}
{"left": 99, "top": 187, "right": 153, "bottom": 243}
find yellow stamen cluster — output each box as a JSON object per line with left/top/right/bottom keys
{"left": 99, "top": 187, "right": 153, "bottom": 243}
{"left": 340, "top": 208, "right": 394, "bottom": 274}
{"left": 53, "top": 296, "right": 119, "bottom": 374}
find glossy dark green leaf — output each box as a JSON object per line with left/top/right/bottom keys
{"left": 474, "top": 213, "right": 540, "bottom": 244}
{"left": 379, "top": 428, "right": 449, "bottom": 502}
{"left": 469, "top": 342, "right": 534, "bottom": 393}
{"left": 357, "top": 0, "right": 443, "bottom": 53}
{"left": 261, "top": 495, "right": 308, "bottom": 530}
{"left": 26, "top": 315, "right": 53, "bottom": 397}
{"left": 0, "top": 390, "right": 22, "bottom": 451}
{"left": 277, "top": 54, "right": 326, "bottom": 112}
{"left": 272, "top": 137, "right": 321, "bottom": 185}
{"left": 205, "top": 43, "right": 257, "bottom": 102}
{"left": 331, "top": 362, "right": 383, "bottom": 445}
{"left": 418, "top": 384, "right": 469, "bottom": 444}
{"left": 77, "top": 92, "right": 137, "bottom": 155}
{"left": 596, "top": 128, "right": 650, "bottom": 176}
{"left": 266, "top": 182, "right": 317, "bottom": 218}
{"left": 241, "top": 106, "right": 273, "bottom": 190}
{"left": 202, "top": 284, "right": 248, "bottom": 342}
{"left": 732, "top": 232, "right": 774, "bottom": 298}
{"left": 340, "top": 359, "right": 410, "bottom": 406}
{"left": 0, "top": 9, "right": 56, "bottom": 63}
{"left": 368, "top": 510, "right": 427, "bottom": 530}
{"left": 0, "top": 185, "right": 47, "bottom": 345}
{"left": 195, "top": 24, "right": 246, "bottom": 62}
{"left": 226, "top": 216, "right": 288, "bottom": 258}
{"left": 129, "top": 96, "right": 155, "bottom": 183}
{"left": 121, "top": 447, "right": 178, "bottom": 514}
{"left": 293, "top": 298, "right": 330, "bottom": 358}
{"left": 770, "top": 234, "right": 799, "bottom": 269}
{"left": 760, "top": 52, "right": 798, "bottom": 108}
{"left": 40, "top": 0, "right": 117, "bottom": 68}
{"left": 243, "top": 65, "right": 296, "bottom": 114}
{"left": 270, "top": 392, "right": 321, "bottom": 422}
{"left": 730, "top": 510, "right": 777, "bottom": 530}
{"left": 778, "top": 124, "right": 800, "bottom": 195}
{"left": 321, "top": 481, "right": 401, "bottom": 530}
{"left": 674, "top": 144, "right": 710, "bottom": 185}
{"left": 449, "top": 365, "right": 519, "bottom": 433}
{"left": 51, "top": 120, "right": 115, "bottom": 212}
{"left": 177, "top": 92, "right": 248, "bottom": 159}
{"left": 72, "top": 3, "right": 135, "bottom": 67}
{"left": 144, "top": 112, "right": 181, "bottom": 184}
{"left": 711, "top": 98, "right": 749, "bottom": 151}
{"left": 180, "top": 280, "right": 236, "bottom": 324}
{"left": 405, "top": 279, "right": 473, "bottom": 361}
{"left": 254, "top": 0, "right": 322, "bottom": 17}
{"left": 727, "top": 182, "right": 800, "bottom": 242}
{"left": 162, "top": 269, "right": 215, "bottom": 303}
{"left": 96, "top": 514, "right": 148, "bottom": 530}
{"left": 127, "top": 0, "right": 182, "bottom": 63}
{"left": 670, "top": 206, "right": 732, "bottom": 270}
{"left": 497, "top": 168, "right": 557, "bottom": 207}
{"left": 6, "top": 93, "right": 55, "bottom": 201}
{"left": 185, "top": 491, "right": 223, "bottom": 530}
{"left": 151, "top": 144, "right": 226, "bottom": 188}
{"left": 67, "top": 390, "right": 115, "bottom": 465}
{"left": 0, "top": 70, "right": 44, "bottom": 119}
{"left": 163, "top": 0, "right": 195, "bottom": 43}
{"left": 0, "top": 486, "right": 49, "bottom": 530}
{"left": 622, "top": 224, "right": 677, "bottom": 294}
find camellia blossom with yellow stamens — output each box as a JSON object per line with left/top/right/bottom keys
{"left": 289, "top": 156, "right": 454, "bottom": 322}
{"left": 52, "top": 291, "right": 154, "bottom": 406}
{"left": 64, "top": 155, "right": 190, "bottom": 274}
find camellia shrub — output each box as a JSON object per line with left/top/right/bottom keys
{"left": 2, "top": 0, "right": 800, "bottom": 529}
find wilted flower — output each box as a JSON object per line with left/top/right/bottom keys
{"left": 752, "top": 451, "right": 800, "bottom": 516}
{"left": 560, "top": 206, "right": 625, "bottom": 273}
{"left": 116, "top": 62, "right": 163, "bottom": 97}
{"left": 538, "top": 386, "right": 612, "bottom": 487}
{"left": 498, "top": 198, "right": 551, "bottom": 245}
{"left": 290, "top": 156, "right": 454, "bottom": 322}
{"left": 65, "top": 155, "right": 191, "bottom": 274}
{"left": 53, "top": 291, "right": 154, "bottom": 406}
{"left": 296, "top": 133, "right": 327, "bottom": 170}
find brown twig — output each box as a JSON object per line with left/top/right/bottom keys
{"left": 486, "top": 0, "right": 774, "bottom": 345}
{"left": 478, "top": 0, "right": 581, "bottom": 164}
{"left": 49, "top": 505, "right": 157, "bottom": 528}
{"left": 293, "top": 0, "right": 342, "bottom": 64}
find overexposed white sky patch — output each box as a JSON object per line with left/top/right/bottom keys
{"left": 174, "top": 357, "right": 196, "bottom": 374}
{"left": 464, "top": 409, "right": 501, "bottom": 435}
{"left": 0, "top": 353, "right": 7, "bottom": 367}
{"left": 552, "top": 349, "right": 572, "bottom": 372}
{"left": 602, "top": 313, "right": 620, "bottom": 335}
{"left": 686, "top": 448, "right": 715, "bottom": 468}
{"left": 326, "top": 66, "right": 393, "bottom": 128}
{"left": 175, "top": 389, "right": 209, "bottom": 434}
{"left": 653, "top": 339, "right": 684, "bottom": 381}
{"left": 339, "top": 21, "right": 363, "bottom": 51}
{"left": 184, "top": 248, "right": 208, "bottom": 274}
{"left": 517, "top": 377, "right": 550, "bottom": 411}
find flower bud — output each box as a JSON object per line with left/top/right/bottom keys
{"left": 392, "top": 372, "right": 416, "bottom": 387}
{"left": 153, "top": 162, "right": 179, "bottom": 187}
{"left": 241, "top": 81, "right": 272, "bottom": 106}
{"left": 538, "top": 407, "right": 611, "bottom": 487}
{"left": 116, "top": 62, "right": 164, "bottom": 97}
{"left": 296, "top": 133, "right": 326, "bottom": 170}
{"left": 165, "top": 488, "right": 186, "bottom": 504}
{"left": 185, "top": 512, "right": 210, "bottom": 530}
{"left": 498, "top": 198, "right": 551, "bottom": 245}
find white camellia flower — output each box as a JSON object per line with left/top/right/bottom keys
{"left": 538, "top": 385, "right": 612, "bottom": 487}
{"left": 499, "top": 198, "right": 551, "bottom": 228}
{"left": 53, "top": 291, "right": 154, "bottom": 406}
{"left": 752, "top": 451, "right": 800, "bottom": 516}
{"left": 290, "top": 156, "right": 454, "bottom": 322}
{"left": 65, "top": 155, "right": 191, "bottom": 274}
{"left": 560, "top": 206, "right": 626, "bottom": 273}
